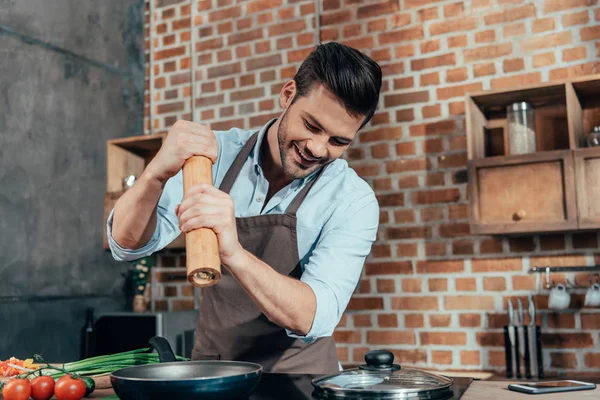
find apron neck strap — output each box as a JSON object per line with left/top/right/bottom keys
{"left": 284, "top": 166, "right": 326, "bottom": 216}
{"left": 219, "top": 131, "right": 259, "bottom": 194}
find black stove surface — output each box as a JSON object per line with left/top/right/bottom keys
{"left": 249, "top": 373, "right": 473, "bottom": 399}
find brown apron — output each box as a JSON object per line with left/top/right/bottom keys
{"left": 191, "top": 132, "right": 340, "bottom": 374}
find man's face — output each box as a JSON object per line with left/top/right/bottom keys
{"left": 277, "top": 84, "right": 364, "bottom": 179}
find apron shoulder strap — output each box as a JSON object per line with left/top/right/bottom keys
{"left": 285, "top": 165, "right": 327, "bottom": 216}
{"left": 219, "top": 131, "right": 259, "bottom": 194}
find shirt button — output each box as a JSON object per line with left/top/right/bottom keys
{"left": 256, "top": 196, "right": 263, "bottom": 202}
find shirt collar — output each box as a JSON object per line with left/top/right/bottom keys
{"left": 251, "top": 118, "right": 322, "bottom": 187}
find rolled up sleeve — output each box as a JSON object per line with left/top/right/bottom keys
{"left": 107, "top": 171, "right": 184, "bottom": 261}
{"left": 287, "top": 190, "right": 379, "bottom": 342}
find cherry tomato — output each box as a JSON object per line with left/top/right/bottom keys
{"left": 1, "top": 378, "right": 31, "bottom": 400}
{"left": 31, "top": 375, "right": 56, "bottom": 400}
{"left": 54, "top": 375, "right": 86, "bottom": 400}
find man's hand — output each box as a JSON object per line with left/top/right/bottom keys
{"left": 176, "top": 183, "right": 245, "bottom": 266}
{"left": 144, "top": 120, "right": 218, "bottom": 185}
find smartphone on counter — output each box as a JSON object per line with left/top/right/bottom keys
{"left": 508, "top": 380, "right": 596, "bottom": 395}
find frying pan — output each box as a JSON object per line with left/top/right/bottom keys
{"left": 110, "top": 337, "right": 262, "bottom": 400}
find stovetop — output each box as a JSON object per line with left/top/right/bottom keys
{"left": 248, "top": 373, "right": 473, "bottom": 399}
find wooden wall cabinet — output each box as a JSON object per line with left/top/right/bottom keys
{"left": 103, "top": 134, "right": 185, "bottom": 250}
{"left": 466, "top": 74, "right": 600, "bottom": 235}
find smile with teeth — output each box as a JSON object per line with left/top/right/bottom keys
{"left": 294, "top": 143, "right": 319, "bottom": 165}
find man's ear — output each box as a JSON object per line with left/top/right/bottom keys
{"left": 279, "top": 80, "right": 296, "bottom": 109}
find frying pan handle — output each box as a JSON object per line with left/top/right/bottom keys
{"left": 148, "top": 336, "right": 178, "bottom": 363}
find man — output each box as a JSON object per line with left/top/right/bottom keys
{"left": 108, "top": 42, "right": 382, "bottom": 374}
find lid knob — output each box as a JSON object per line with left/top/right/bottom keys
{"left": 359, "top": 350, "right": 401, "bottom": 371}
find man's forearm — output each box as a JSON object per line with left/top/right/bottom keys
{"left": 111, "top": 172, "right": 165, "bottom": 249}
{"left": 225, "top": 249, "right": 317, "bottom": 336}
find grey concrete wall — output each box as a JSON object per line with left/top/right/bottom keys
{"left": 0, "top": 0, "right": 144, "bottom": 361}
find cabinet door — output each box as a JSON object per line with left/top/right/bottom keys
{"left": 574, "top": 148, "right": 600, "bottom": 229}
{"left": 469, "top": 150, "right": 577, "bottom": 235}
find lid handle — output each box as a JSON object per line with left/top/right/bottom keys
{"left": 360, "top": 350, "right": 401, "bottom": 371}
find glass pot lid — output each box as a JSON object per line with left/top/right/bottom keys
{"left": 312, "top": 350, "right": 454, "bottom": 399}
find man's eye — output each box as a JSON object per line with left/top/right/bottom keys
{"left": 304, "top": 120, "right": 318, "bottom": 132}
{"left": 331, "top": 138, "right": 348, "bottom": 146}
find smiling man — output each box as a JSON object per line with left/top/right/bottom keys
{"left": 107, "top": 42, "right": 382, "bottom": 374}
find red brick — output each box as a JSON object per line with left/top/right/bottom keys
{"left": 391, "top": 13, "right": 412, "bottom": 28}
{"left": 422, "top": 104, "right": 441, "bottom": 118}
{"left": 412, "top": 189, "right": 460, "bottom": 204}
{"left": 543, "top": 0, "right": 596, "bottom": 13}
{"left": 421, "top": 332, "right": 467, "bottom": 345}
{"left": 424, "top": 139, "right": 444, "bottom": 154}
{"left": 208, "top": 62, "right": 241, "bottom": 79}
{"left": 420, "top": 206, "right": 444, "bottom": 222}
{"left": 428, "top": 278, "right": 448, "bottom": 292}
{"left": 386, "top": 158, "right": 430, "bottom": 173}
{"left": 246, "top": 0, "right": 282, "bottom": 13}
{"left": 533, "top": 52, "right": 556, "bottom": 68}
{"left": 347, "top": 297, "right": 384, "bottom": 310}
{"left": 394, "top": 209, "right": 416, "bottom": 223}
{"left": 445, "top": 295, "right": 495, "bottom": 310}
{"left": 154, "top": 46, "right": 186, "bottom": 61}
{"left": 418, "top": 7, "right": 439, "bottom": 21}
{"left": 402, "top": 278, "right": 422, "bottom": 292}
{"left": 548, "top": 313, "right": 576, "bottom": 329}
{"left": 581, "top": 313, "right": 600, "bottom": 329}
{"left": 453, "top": 240, "right": 474, "bottom": 255}
{"left": 371, "top": 143, "right": 390, "bottom": 159}
{"left": 366, "top": 262, "right": 413, "bottom": 275}
{"left": 585, "top": 353, "right": 600, "bottom": 368}
{"left": 461, "top": 350, "right": 481, "bottom": 365}
{"left": 460, "top": 313, "right": 481, "bottom": 327}
{"left": 425, "top": 242, "right": 446, "bottom": 256}
{"left": 477, "top": 331, "right": 504, "bottom": 347}
{"left": 449, "top": 135, "right": 467, "bottom": 149}
{"left": 417, "top": 260, "right": 464, "bottom": 274}
{"left": 367, "top": 18, "right": 388, "bottom": 33}
{"left": 387, "top": 226, "right": 432, "bottom": 239}
{"left": 360, "top": 127, "right": 402, "bottom": 143}
{"left": 277, "top": 5, "right": 295, "bottom": 19}
{"left": 581, "top": 25, "right": 600, "bottom": 41}
{"left": 563, "top": 10, "right": 590, "bottom": 26}
{"left": 464, "top": 43, "right": 512, "bottom": 62}
{"left": 491, "top": 72, "right": 542, "bottom": 89}
{"left": 371, "top": 112, "right": 390, "bottom": 125}
{"left": 209, "top": 6, "right": 241, "bottom": 22}
{"left": 485, "top": 4, "right": 536, "bottom": 24}
{"left": 246, "top": 54, "right": 281, "bottom": 71}
{"left": 522, "top": 31, "right": 572, "bottom": 51}
{"left": 396, "top": 109, "right": 415, "bottom": 122}
{"left": 550, "top": 62, "right": 600, "bottom": 80}
{"left": 474, "top": 62, "right": 496, "bottom": 77}
{"left": 550, "top": 353, "right": 578, "bottom": 369}
{"left": 503, "top": 22, "right": 526, "bottom": 36}
{"left": 439, "top": 153, "right": 467, "bottom": 168}
{"left": 530, "top": 255, "right": 587, "bottom": 268}
{"left": 488, "top": 350, "right": 506, "bottom": 366}
{"left": 432, "top": 351, "right": 453, "bottom": 364}
{"left": 410, "top": 119, "right": 456, "bottom": 136}
{"left": 397, "top": 243, "right": 418, "bottom": 257}
{"left": 336, "top": 347, "right": 348, "bottom": 363}
{"left": 430, "top": 17, "right": 478, "bottom": 35}
{"left": 542, "top": 333, "right": 594, "bottom": 348}
{"left": 195, "top": 94, "right": 225, "bottom": 108}
{"left": 444, "top": 2, "right": 464, "bottom": 17}
{"left": 475, "top": 29, "right": 496, "bottom": 43}
{"left": 377, "top": 278, "right": 395, "bottom": 293}
{"left": 512, "top": 275, "right": 537, "bottom": 290}
{"left": 373, "top": 177, "right": 391, "bottom": 191}
{"left": 392, "top": 296, "right": 439, "bottom": 310}
{"left": 472, "top": 258, "right": 522, "bottom": 272}
{"left": 420, "top": 39, "right": 440, "bottom": 54}
{"left": 420, "top": 72, "right": 440, "bottom": 86}
{"left": 437, "top": 83, "right": 483, "bottom": 100}
{"left": 503, "top": 58, "right": 525, "bottom": 72}
{"left": 357, "top": 1, "right": 399, "bottom": 18}
{"left": 379, "top": 27, "right": 424, "bottom": 45}
{"left": 342, "top": 23, "right": 361, "bottom": 38}
{"left": 483, "top": 277, "right": 507, "bottom": 291}
{"left": 430, "top": 314, "right": 452, "bottom": 327}
{"left": 405, "top": 314, "right": 424, "bottom": 328}
{"left": 380, "top": 61, "right": 405, "bottom": 76}
{"left": 353, "top": 314, "right": 372, "bottom": 328}
{"left": 378, "top": 193, "right": 405, "bottom": 207}
{"left": 211, "top": 118, "right": 244, "bottom": 131}
{"left": 394, "top": 77, "right": 415, "bottom": 90}
{"left": 367, "top": 331, "right": 416, "bottom": 345}
{"left": 532, "top": 17, "right": 556, "bottom": 33}
{"left": 334, "top": 330, "right": 362, "bottom": 343}
{"left": 378, "top": 314, "right": 399, "bottom": 328}
{"left": 353, "top": 164, "right": 380, "bottom": 177}
{"left": 448, "top": 34, "right": 468, "bottom": 48}
{"left": 321, "top": 10, "right": 352, "bottom": 26}
{"left": 404, "top": 0, "right": 446, "bottom": 8}
{"left": 411, "top": 53, "right": 455, "bottom": 71}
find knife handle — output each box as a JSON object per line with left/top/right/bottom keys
{"left": 504, "top": 326, "right": 513, "bottom": 378}
{"left": 523, "top": 326, "right": 531, "bottom": 379}
{"left": 536, "top": 325, "right": 544, "bottom": 379}
{"left": 514, "top": 326, "right": 521, "bottom": 379}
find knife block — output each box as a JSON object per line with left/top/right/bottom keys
{"left": 504, "top": 324, "right": 543, "bottom": 380}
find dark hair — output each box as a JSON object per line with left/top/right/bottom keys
{"left": 292, "top": 42, "right": 382, "bottom": 130}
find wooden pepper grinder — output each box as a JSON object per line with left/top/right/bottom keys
{"left": 182, "top": 156, "right": 221, "bottom": 287}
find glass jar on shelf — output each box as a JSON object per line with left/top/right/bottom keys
{"left": 507, "top": 102, "right": 536, "bottom": 155}
{"left": 587, "top": 126, "right": 600, "bottom": 147}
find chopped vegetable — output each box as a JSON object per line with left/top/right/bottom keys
{"left": 0, "top": 358, "right": 38, "bottom": 377}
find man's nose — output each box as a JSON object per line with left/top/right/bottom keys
{"left": 306, "top": 136, "right": 328, "bottom": 159}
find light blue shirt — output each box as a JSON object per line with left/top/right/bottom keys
{"left": 107, "top": 119, "right": 379, "bottom": 342}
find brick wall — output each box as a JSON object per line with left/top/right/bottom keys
{"left": 142, "top": 0, "right": 600, "bottom": 374}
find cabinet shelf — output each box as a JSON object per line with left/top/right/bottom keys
{"left": 103, "top": 134, "right": 185, "bottom": 250}
{"left": 466, "top": 74, "right": 600, "bottom": 235}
